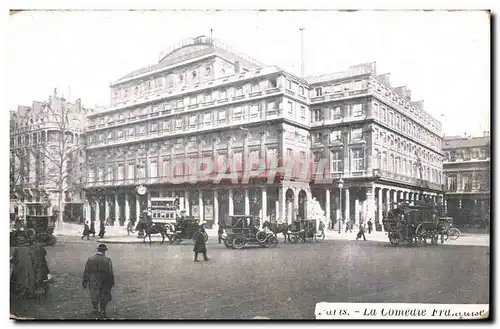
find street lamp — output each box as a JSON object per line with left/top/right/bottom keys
{"left": 337, "top": 178, "right": 344, "bottom": 234}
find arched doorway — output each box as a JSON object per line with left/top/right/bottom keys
{"left": 218, "top": 190, "right": 229, "bottom": 226}
{"left": 298, "top": 190, "right": 307, "bottom": 220}
{"left": 233, "top": 189, "right": 245, "bottom": 215}
{"left": 285, "top": 188, "right": 294, "bottom": 223}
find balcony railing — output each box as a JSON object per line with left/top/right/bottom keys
{"left": 376, "top": 170, "right": 442, "bottom": 190}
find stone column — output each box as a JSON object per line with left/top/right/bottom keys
{"left": 198, "top": 190, "right": 204, "bottom": 222}
{"left": 95, "top": 200, "right": 100, "bottom": 223}
{"left": 213, "top": 190, "right": 219, "bottom": 227}
{"left": 344, "top": 188, "right": 350, "bottom": 221}
{"left": 279, "top": 186, "right": 286, "bottom": 222}
{"left": 366, "top": 186, "right": 375, "bottom": 223}
{"left": 261, "top": 187, "right": 267, "bottom": 226}
{"left": 84, "top": 200, "right": 91, "bottom": 222}
{"left": 105, "top": 196, "right": 110, "bottom": 222}
{"left": 292, "top": 189, "right": 299, "bottom": 221}
{"left": 114, "top": 194, "right": 120, "bottom": 225}
{"left": 136, "top": 196, "right": 140, "bottom": 217}
{"left": 377, "top": 187, "right": 383, "bottom": 227}
{"left": 325, "top": 188, "right": 331, "bottom": 227}
{"left": 228, "top": 189, "right": 234, "bottom": 216}
{"left": 185, "top": 191, "right": 190, "bottom": 216}
{"left": 244, "top": 188, "right": 250, "bottom": 215}
{"left": 124, "top": 194, "right": 130, "bottom": 223}
{"left": 385, "top": 189, "right": 390, "bottom": 216}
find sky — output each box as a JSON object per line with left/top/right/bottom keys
{"left": 6, "top": 10, "right": 490, "bottom": 137}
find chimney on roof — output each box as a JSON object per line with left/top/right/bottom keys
{"left": 483, "top": 131, "right": 490, "bottom": 137}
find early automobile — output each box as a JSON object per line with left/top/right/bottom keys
{"left": 221, "top": 215, "right": 278, "bottom": 249}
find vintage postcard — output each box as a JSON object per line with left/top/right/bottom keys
{"left": 8, "top": 9, "right": 490, "bottom": 320}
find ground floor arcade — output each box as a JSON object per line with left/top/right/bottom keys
{"left": 85, "top": 181, "right": 443, "bottom": 230}
{"left": 445, "top": 193, "right": 490, "bottom": 228}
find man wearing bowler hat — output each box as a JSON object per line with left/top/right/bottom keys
{"left": 82, "top": 244, "right": 115, "bottom": 318}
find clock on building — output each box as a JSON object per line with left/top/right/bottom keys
{"left": 136, "top": 185, "right": 147, "bottom": 196}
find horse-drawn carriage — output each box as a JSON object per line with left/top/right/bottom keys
{"left": 383, "top": 201, "right": 459, "bottom": 246}
{"left": 166, "top": 216, "right": 208, "bottom": 244}
{"left": 23, "top": 215, "right": 57, "bottom": 246}
{"left": 221, "top": 215, "right": 278, "bottom": 249}
{"left": 287, "top": 219, "right": 325, "bottom": 243}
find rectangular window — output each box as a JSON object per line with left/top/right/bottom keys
{"left": 128, "top": 127, "right": 135, "bottom": 136}
{"left": 331, "top": 107, "right": 342, "bottom": 120}
{"left": 163, "top": 121, "right": 170, "bottom": 132}
{"left": 177, "top": 99, "right": 184, "bottom": 108}
{"left": 447, "top": 175, "right": 457, "bottom": 191}
{"left": 313, "top": 109, "right": 323, "bottom": 122}
{"left": 107, "top": 131, "right": 113, "bottom": 140}
{"left": 151, "top": 123, "right": 157, "bottom": 132}
{"left": 352, "top": 104, "right": 363, "bottom": 117}
{"left": 381, "top": 107, "right": 387, "bottom": 122}
{"left": 139, "top": 126, "right": 146, "bottom": 135}
{"left": 204, "top": 113, "right": 211, "bottom": 125}
{"left": 351, "top": 128, "right": 363, "bottom": 141}
{"left": 236, "top": 87, "right": 244, "bottom": 96}
{"left": 299, "top": 86, "right": 305, "bottom": 95}
{"left": 389, "top": 112, "right": 394, "bottom": 126}
{"left": 117, "top": 130, "right": 123, "bottom": 139}
{"left": 287, "top": 148, "right": 293, "bottom": 160}
{"left": 315, "top": 87, "right": 323, "bottom": 97}
{"left": 287, "top": 101, "right": 293, "bottom": 115}
{"left": 251, "top": 83, "right": 260, "bottom": 93}
{"left": 463, "top": 174, "right": 472, "bottom": 191}
{"left": 331, "top": 151, "right": 342, "bottom": 172}
{"left": 164, "top": 101, "right": 171, "bottom": 111}
{"left": 189, "top": 115, "right": 197, "bottom": 128}
{"left": 152, "top": 105, "right": 160, "bottom": 113}
{"left": 233, "top": 106, "right": 242, "bottom": 121}
{"left": 396, "top": 116, "right": 401, "bottom": 129}
{"left": 176, "top": 119, "right": 183, "bottom": 129}
{"left": 220, "top": 89, "right": 227, "bottom": 99}
{"left": 269, "top": 79, "right": 277, "bottom": 89}
{"left": 106, "top": 167, "right": 113, "bottom": 181}
{"left": 162, "top": 159, "right": 170, "bottom": 177}
{"left": 88, "top": 169, "right": 95, "bottom": 182}
{"left": 250, "top": 104, "right": 259, "bottom": 117}
{"left": 267, "top": 101, "right": 276, "bottom": 111}
{"left": 117, "top": 165, "right": 124, "bottom": 180}
{"left": 287, "top": 80, "right": 292, "bottom": 90}
{"left": 190, "top": 96, "right": 197, "bottom": 105}
{"left": 300, "top": 106, "right": 306, "bottom": 117}
{"left": 353, "top": 149, "right": 364, "bottom": 171}
{"left": 150, "top": 161, "right": 158, "bottom": 178}
{"left": 205, "top": 93, "right": 212, "bottom": 102}
{"left": 330, "top": 130, "right": 342, "bottom": 143}
{"left": 218, "top": 110, "right": 226, "bottom": 122}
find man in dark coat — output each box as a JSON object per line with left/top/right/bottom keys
{"left": 98, "top": 220, "right": 106, "bottom": 238}
{"left": 367, "top": 218, "right": 373, "bottom": 234}
{"left": 193, "top": 228, "right": 209, "bottom": 262}
{"left": 90, "top": 221, "right": 96, "bottom": 237}
{"left": 217, "top": 223, "right": 225, "bottom": 244}
{"left": 29, "top": 237, "right": 51, "bottom": 295}
{"left": 356, "top": 221, "right": 367, "bottom": 241}
{"left": 82, "top": 221, "right": 91, "bottom": 240}
{"left": 83, "top": 244, "right": 115, "bottom": 318}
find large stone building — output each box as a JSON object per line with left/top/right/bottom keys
{"left": 10, "top": 89, "right": 91, "bottom": 222}
{"left": 84, "top": 35, "right": 445, "bottom": 230}
{"left": 442, "top": 133, "right": 490, "bottom": 227}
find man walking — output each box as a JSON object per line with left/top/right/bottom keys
{"left": 193, "top": 228, "right": 209, "bottom": 262}
{"left": 98, "top": 219, "right": 106, "bottom": 238}
{"left": 356, "top": 221, "right": 367, "bottom": 241}
{"left": 82, "top": 244, "right": 115, "bottom": 318}
{"left": 217, "top": 223, "right": 225, "bottom": 244}
{"left": 345, "top": 219, "right": 353, "bottom": 233}
{"left": 367, "top": 218, "right": 373, "bottom": 234}
{"left": 82, "top": 221, "right": 91, "bottom": 240}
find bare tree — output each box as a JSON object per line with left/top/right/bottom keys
{"left": 15, "top": 96, "right": 87, "bottom": 228}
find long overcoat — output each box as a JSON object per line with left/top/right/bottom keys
{"left": 193, "top": 231, "right": 206, "bottom": 253}
{"left": 30, "top": 243, "right": 50, "bottom": 284}
{"left": 82, "top": 254, "right": 115, "bottom": 304}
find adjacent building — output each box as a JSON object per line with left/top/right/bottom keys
{"left": 442, "top": 133, "right": 490, "bottom": 227}
{"left": 10, "top": 89, "right": 91, "bottom": 222}
{"left": 84, "top": 35, "right": 445, "bottom": 230}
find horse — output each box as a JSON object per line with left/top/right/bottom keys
{"left": 135, "top": 221, "right": 168, "bottom": 244}
{"left": 262, "top": 221, "right": 291, "bottom": 243}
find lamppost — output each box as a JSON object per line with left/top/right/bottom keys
{"left": 337, "top": 178, "right": 344, "bottom": 234}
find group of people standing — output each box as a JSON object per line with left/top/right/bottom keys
{"left": 335, "top": 218, "right": 374, "bottom": 241}
{"left": 81, "top": 219, "right": 107, "bottom": 240}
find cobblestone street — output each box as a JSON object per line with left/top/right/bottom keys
{"left": 10, "top": 236, "right": 490, "bottom": 319}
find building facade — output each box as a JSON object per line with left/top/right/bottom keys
{"left": 10, "top": 89, "right": 91, "bottom": 222}
{"left": 442, "top": 133, "right": 490, "bottom": 228}
{"left": 84, "top": 35, "right": 445, "bottom": 230}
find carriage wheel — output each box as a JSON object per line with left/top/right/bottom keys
{"left": 388, "top": 232, "right": 400, "bottom": 246}
{"left": 256, "top": 231, "right": 268, "bottom": 243}
{"left": 266, "top": 235, "right": 278, "bottom": 248}
{"left": 289, "top": 233, "right": 299, "bottom": 244}
{"left": 447, "top": 228, "right": 461, "bottom": 240}
{"left": 232, "top": 236, "right": 245, "bottom": 249}
{"left": 314, "top": 231, "right": 325, "bottom": 243}
{"left": 45, "top": 235, "right": 57, "bottom": 246}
